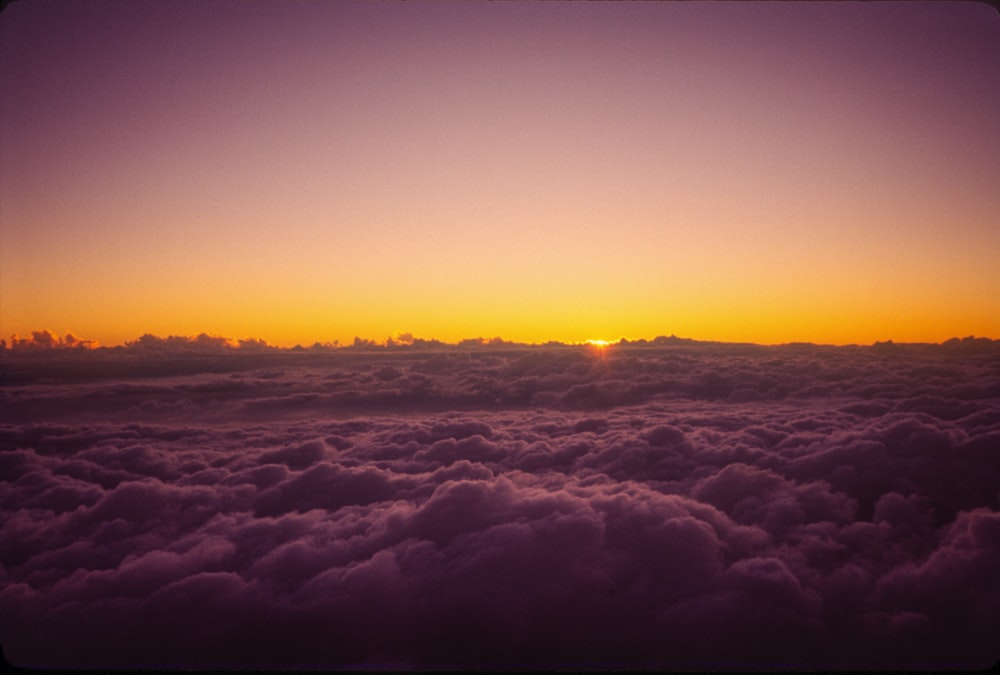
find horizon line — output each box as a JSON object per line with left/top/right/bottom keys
{"left": 3, "top": 329, "right": 998, "bottom": 354}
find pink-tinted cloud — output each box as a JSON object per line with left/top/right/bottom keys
{"left": 2, "top": 341, "right": 999, "bottom": 668}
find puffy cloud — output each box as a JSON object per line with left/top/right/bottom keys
{"left": 4, "top": 330, "right": 96, "bottom": 351}
{"left": 1, "top": 339, "right": 999, "bottom": 668}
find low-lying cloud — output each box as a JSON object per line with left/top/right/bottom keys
{"left": 1, "top": 338, "right": 998, "bottom": 668}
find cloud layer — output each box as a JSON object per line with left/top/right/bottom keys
{"left": 2, "top": 340, "right": 999, "bottom": 668}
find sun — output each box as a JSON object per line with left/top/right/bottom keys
{"left": 583, "top": 339, "right": 614, "bottom": 357}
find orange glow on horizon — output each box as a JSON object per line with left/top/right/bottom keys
{"left": 1, "top": 2, "right": 997, "bottom": 351}
{"left": 6, "top": 319, "right": 998, "bottom": 352}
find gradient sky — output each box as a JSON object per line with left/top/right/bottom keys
{"left": 1, "top": 0, "right": 998, "bottom": 347}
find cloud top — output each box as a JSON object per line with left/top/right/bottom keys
{"left": 2, "top": 338, "right": 999, "bottom": 668}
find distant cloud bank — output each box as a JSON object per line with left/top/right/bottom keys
{"left": 1, "top": 338, "right": 998, "bottom": 668}
{"left": 7, "top": 329, "right": 996, "bottom": 354}
{"left": 4, "top": 330, "right": 96, "bottom": 351}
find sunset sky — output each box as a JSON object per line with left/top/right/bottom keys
{"left": 1, "top": 0, "right": 998, "bottom": 347}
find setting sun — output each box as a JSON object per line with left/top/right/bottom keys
{"left": 584, "top": 339, "right": 614, "bottom": 356}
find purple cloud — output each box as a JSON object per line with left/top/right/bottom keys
{"left": 2, "top": 339, "right": 999, "bottom": 668}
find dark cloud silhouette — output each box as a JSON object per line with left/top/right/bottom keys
{"left": 3, "top": 330, "right": 96, "bottom": 351}
{"left": 1, "top": 338, "right": 999, "bottom": 668}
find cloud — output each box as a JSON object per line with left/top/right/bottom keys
{"left": 1, "top": 340, "right": 999, "bottom": 667}
{"left": 3, "top": 330, "right": 96, "bottom": 351}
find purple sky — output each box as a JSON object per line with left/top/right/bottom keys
{"left": 1, "top": 0, "right": 998, "bottom": 346}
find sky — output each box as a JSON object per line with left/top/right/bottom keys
{"left": 1, "top": 0, "right": 998, "bottom": 347}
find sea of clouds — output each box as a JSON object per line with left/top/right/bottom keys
{"left": 2, "top": 336, "right": 998, "bottom": 668}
